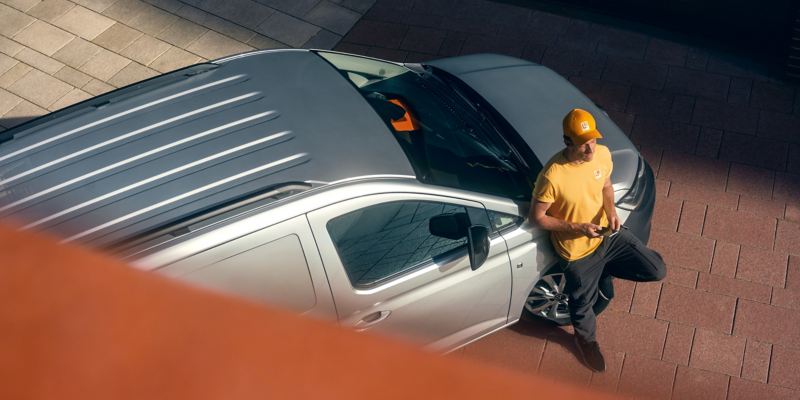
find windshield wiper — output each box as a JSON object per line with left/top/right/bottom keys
{"left": 423, "top": 65, "right": 479, "bottom": 111}
{"left": 428, "top": 66, "right": 533, "bottom": 172}
{"left": 426, "top": 66, "right": 530, "bottom": 170}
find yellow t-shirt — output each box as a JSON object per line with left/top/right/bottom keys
{"left": 533, "top": 144, "right": 613, "bottom": 261}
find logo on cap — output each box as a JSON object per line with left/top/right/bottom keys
{"left": 580, "top": 121, "right": 590, "bottom": 132}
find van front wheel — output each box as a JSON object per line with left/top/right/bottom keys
{"left": 524, "top": 271, "right": 610, "bottom": 325}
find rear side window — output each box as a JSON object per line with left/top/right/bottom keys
{"left": 327, "top": 200, "right": 488, "bottom": 288}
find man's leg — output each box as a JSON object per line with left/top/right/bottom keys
{"left": 603, "top": 228, "right": 667, "bottom": 282}
{"left": 561, "top": 252, "right": 608, "bottom": 372}
{"left": 593, "top": 274, "right": 614, "bottom": 315}
{"left": 562, "top": 253, "right": 605, "bottom": 342}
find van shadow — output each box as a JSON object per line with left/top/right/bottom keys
{"left": 509, "top": 312, "right": 582, "bottom": 360}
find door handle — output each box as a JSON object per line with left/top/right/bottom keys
{"left": 354, "top": 310, "right": 391, "bottom": 330}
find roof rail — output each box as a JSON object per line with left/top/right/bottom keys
{"left": 0, "top": 63, "right": 220, "bottom": 146}
{"left": 109, "top": 182, "right": 312, "bottom": 253}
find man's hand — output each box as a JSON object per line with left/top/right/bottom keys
{"left": 573, "top": 222, "right": 602, "bottom": 238}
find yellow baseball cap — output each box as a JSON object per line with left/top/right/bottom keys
{"left": 563, "top": 108, "right": 603, "bottom": 145}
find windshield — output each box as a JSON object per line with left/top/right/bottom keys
{"left": 316, "top": 51, "right": 531, "bottom": 200}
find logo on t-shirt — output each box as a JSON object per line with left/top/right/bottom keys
{"left": 594, "top": 168, "right": 603, "bottom": 180}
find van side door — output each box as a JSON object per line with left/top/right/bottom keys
{"left": 153, "top": 215, "right": 336, "bottom": 319}
{"left": 307, "top": 193, "right": 512, "bottom": 351}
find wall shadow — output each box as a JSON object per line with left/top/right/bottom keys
{"left": 494, "top": 0, "right": 794, "bottom": 80}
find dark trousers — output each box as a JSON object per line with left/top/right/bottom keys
{"left": 560, "top": 226, "right": 667, "bottom": 342}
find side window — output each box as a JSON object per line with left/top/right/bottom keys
{"left": 327, "top": 200, "right": 488, "bottom": 288}
{"left": 487, "top": 210, "right": 523, "bottom": 233}
{"left": 167, "top": 234, "right": 316, "bottom": 313}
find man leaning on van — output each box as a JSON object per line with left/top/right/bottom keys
{"left": 530, "top": 108, "right": 667, "bottom": 372}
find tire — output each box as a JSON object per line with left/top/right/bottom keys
{"left": 524, "top": 270, "right": 610, "bottom": 325}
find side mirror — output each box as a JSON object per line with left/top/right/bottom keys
{"left": 467, "top": 225, "right": 490, "bottom": 271}
{"left": 429, "top": 213, "right": 469, "bottom": 240}
{"left": 429, "top": 213, "right": 489, "bottom": 270}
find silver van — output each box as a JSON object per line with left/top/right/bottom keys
{"left": 0, "top": 50, "right": 655, "bottom": 351}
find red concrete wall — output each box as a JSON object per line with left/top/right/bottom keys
{"left": 0, "top": 224, "right": 620, "bottom": 400}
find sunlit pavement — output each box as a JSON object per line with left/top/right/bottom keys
{"left": 1, "top": 0, "right": 799, "bottom": 398}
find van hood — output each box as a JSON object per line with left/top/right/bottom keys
{"left": 427, "top": 54, "right": 639, "bottom": 190}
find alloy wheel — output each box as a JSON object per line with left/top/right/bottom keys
{"left": 525, "top": 272, "right": 571, "bottom": 325}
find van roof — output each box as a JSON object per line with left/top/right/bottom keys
{"left": 0, "top": 49, "right": 414, "bottom": 247}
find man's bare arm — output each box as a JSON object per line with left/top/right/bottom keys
{"left": 602, "top": 177, "right": 621, "bottom": 231}
{"left": 530, "top": 200, "right": 601, "bottom": 237}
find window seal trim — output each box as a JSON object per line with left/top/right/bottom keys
{"left": 351, "top": 245, "right": 469, "bottom": 291}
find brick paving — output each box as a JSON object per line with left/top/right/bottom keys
{"left": 331, "top": 1, "right": 800, "bottom": 399}
{"left": 1, "top": 0, "right": 800, "bottom": 398}
{"left": 0, "top": 0, "right": 371, "bottom": 127}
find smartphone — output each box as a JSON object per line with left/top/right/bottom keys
{"left": 597, "top": 226, "right": 618, "bottom": 237}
